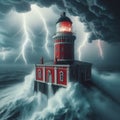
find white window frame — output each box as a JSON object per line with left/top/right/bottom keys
{"left": 60, "top": 71, "right": 64, "bottom": 82}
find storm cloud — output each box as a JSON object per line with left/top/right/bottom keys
{"left": 0, "top": 0, "right": 120, "bottom": 66}
{"left": 0, "top": 0, "right": 120, "bottom": 43}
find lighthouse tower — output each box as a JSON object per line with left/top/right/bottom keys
{"left": 34, "top": 12, "right": 92, "bottom": 95}
{"left": 53, "top": 12, "right": 75, "bottom": 64}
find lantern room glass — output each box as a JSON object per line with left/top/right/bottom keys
{"left": 56, "top": 21, "right": 72, "bottom": 32}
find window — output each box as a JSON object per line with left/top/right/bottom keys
{"left": 48, "top": 70, "right": 52, "bottom": 83}
{"left": 38, "top": 69, "right": 42, "bottom": 79}
{"left": 60, "top": 71, "right": 64, "bottom": 81}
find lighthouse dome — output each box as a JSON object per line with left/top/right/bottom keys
{"left": 56, "top": 12, "right": 72, "bottom": 33}
{"left": 56, "top": 12, "right": 72, "bottom": 24}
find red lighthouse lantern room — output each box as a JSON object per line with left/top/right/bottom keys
{"left": 56, "top": 12, "right": 72, "bottom": 33}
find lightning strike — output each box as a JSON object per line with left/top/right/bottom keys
{"left": 74, "top": 17, "right": 89, "bottom": 60}
{"left": 77, "top": 35, "right": 88, "bottom": 60}
{"left": 15, "top": 13, "right": 34, "bottom": 64}
{"left": 97, "top": 39, "right": 104, "bottom": 59}
{"left": 31, "top": 5, "right": 50, "bottom": 57}
{"left": 89, "top": 23, "right": 104, "bottom": 59}
{"left": 15, "top": 5, "right": 50, "bottom": 64}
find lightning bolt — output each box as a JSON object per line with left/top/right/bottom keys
{"left": 89, "top": 23, "right": 104, "bottom": 59}
{"left": 15, "top": 13, "right": 34, "bottom": 64}
{"left": 77, "top": 34, "right": 89, "bottom": 60}
{"left": 97, "top": 39, "right": 104, "bottom": 59}
{"left": 15, "top": 5, "right": 50, "bottom": 64}
{"left": 74, "top": 17, "right": 89, "bottom": 60}
{"left": 31, "top": 5, "right": 50, "bottom": 57}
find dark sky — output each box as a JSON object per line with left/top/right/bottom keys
{"left": 0, "top": 0, "right": 120, "bottom": 70}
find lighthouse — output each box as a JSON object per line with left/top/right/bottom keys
{"left": 34, "top": 12, "right": 92, "bottom": 95}
{"left": 53, "top": 12, "right": 75, "bottom": 65}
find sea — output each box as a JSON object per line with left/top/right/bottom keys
{"left": 0, "top": 65, "right": 120, "bottom": 120}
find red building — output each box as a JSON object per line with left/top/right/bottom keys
{"left": 34, "top": 12, "right": 92, "bottom": 95}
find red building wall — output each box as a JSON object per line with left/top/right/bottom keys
{"left": 36, "top": 65, "right": 69, "bottom": 86}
